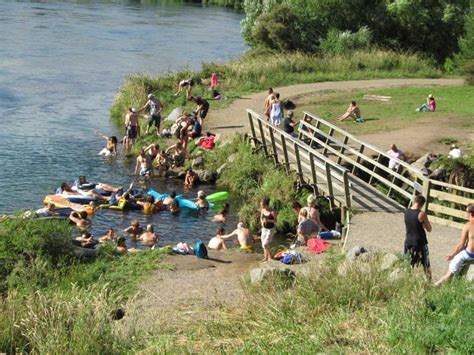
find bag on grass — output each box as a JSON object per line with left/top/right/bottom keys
{"left": 194, "top": 240, "right": 208, "bottom": 259}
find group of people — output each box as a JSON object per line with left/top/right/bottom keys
{"left": 405, "top": 196, "right": 474, "bottom": 285}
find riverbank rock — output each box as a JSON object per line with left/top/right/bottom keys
{"left": 250, "top": 266, "right": 295, "bottom": 284}
{"left": 346, "top": 246, "right": 368, "bottom": 262}
{"left": 191, "top": 156, "right": 204, "bottom": 169}
{"left": 380, "top": 253, "right": 399, "bottom": 271}
{"left": 195, "top": 169, "right": 217, "bottom": 184}
{"left": 462, "top": 261, "right": 474, "bottom": 282}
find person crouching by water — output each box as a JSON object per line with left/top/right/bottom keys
{"left": 221, "top": 222, "right": 254, "bottom": 251}
{"left": 260, "top": 197, "right": 277, "bottom": 262}
{"left": 138, "top": 224, "right": 159, "bottom": 247}
{"left": 208, "top": 227, "right": 228, "bottom": 250}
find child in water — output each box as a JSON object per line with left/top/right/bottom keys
{"left": 96, "top": 131, "right": 118, "bottom": 157}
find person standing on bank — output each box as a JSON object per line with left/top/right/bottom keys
{"left": 139, "top": 94, "right": 163, "bottom": 136}
{"left": 260, "top": 197, "right": 277, "bottom": 262}
{"left": 404, "top": 195, "right": 433, "bottom": 279}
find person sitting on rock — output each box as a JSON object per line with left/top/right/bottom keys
{"left": 184, "top": 169, "right": 197, "bottom": 189}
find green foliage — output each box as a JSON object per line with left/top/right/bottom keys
{"left": 455, "top": 0, "right": 474, "bottom": 66}
{"left": 241, "top": 0, "right": 470, "bottom": 62}
{"left": 251, "top": 4, "right": 317, "bottom": 51}
{"left": 464, "top": 59, "right": 474, "bottom": 85}
{"left": 320, "top": 27, "right": 372, "bottom": 55}
{"left": 0, "top": 218, "right": 72, "bottom": 294}
{"left": 202, "top": 0, "right": 244, "bottom": 8}
{"left": 130, "top": 256, "right": 474, "bottom": 352}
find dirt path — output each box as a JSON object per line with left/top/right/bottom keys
{"left": 344, "top": 212, "right": 460, "bottom": 280}
{"left": 207, "top": 78, "right": 464, "bottom": 156}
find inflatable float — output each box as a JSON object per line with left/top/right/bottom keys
{"left": 44, "top": 195, "right": 95, "bottom": 215}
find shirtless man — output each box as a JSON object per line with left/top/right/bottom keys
{"left": 135, "top": 149, "right": 152, "bottom": 177}
{"left": 184, "top": 169, "right": 197, "bottom": 189}
{"left": 99, "top": 228, "right": 117, "bottom": 243}
{"left": 75, "top": 232, "right": 98, "bottom": 248}
{"left": 435, "top": 204, "right": 474, "bottom": 285}
{"left": 222, "top": 222, "right": 254, "bottom": 250}
{"left": 338, "top": 101, "right": 361, "bottom": 122}
{"left": 123, "top": 220, "right": 143, "bottom": 238}
{"left": 124, "top": 108, "right": 140, "bottom": 151}
{"left": 208, "top": 227, "right": 227, "bottom": 250}
{"left": 263, "top": 88, "right": 274, "bottom": 121}
{"left": 69, "top": 211, "right": 91, "bottom": 231}
{"left": 138, "top": 224, "right": 159, "bottom": 247}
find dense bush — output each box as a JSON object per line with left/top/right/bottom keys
{"left": 241, "top": 0, "right": 471, "bottom": 62}
{"left": 465, "top": 59, "right": 474, "bottom": 85}
{"left": 0, "top": 218, "right": 72, "bottom": 294}
{"left": 320, "top": 27, "right": 372, "bottom": 55}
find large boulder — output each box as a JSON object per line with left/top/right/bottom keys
{"left": 191, "top": 156, "right": 204, "bottom": 169}
{"left": 195, "top": 169, "right": 217, "bottom": 184}
{"left": 462, "top": 261, "right": 474, "bottom": 282}
{"left": 346, "top": 246, "right": 368, "bottom": 262}
{"left": 249, "top": 266, "right": 295, "bottom": 284}
{"left": 380, "top": 253, "right": 399, "bottom": 271}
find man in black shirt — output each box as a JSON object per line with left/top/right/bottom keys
{"left": 404, "top": 195, "right": 433, "bottom": 279}
{"left": 283, "top": 111, "right": 299, "bottom": 136}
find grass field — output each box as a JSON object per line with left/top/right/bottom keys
{"left": 295, "top": 86, "right": 474, "bottom": 137}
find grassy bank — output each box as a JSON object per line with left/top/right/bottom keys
{"left": 0, "top": 217, "right": 170, "bottom": 353}
{"left": 297, "top": 85, "right": 474, "bottom": 136}
{"left": 111, "top": 49, "right": 442, "bottom": 153}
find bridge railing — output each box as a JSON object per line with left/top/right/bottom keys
{"left": 299, "top": 111, "right": 473, "bottom": 229}
{"left": 247, "top": 109, "right": 352, "bottom": 214}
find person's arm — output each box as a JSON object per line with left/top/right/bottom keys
{"left": 123, "top": 226, "right": 132, "bottom": 233}
{"left": 418, "top": 211, "right": 432, "bottom": 232}
{"left": 138, "top": 101, "right": 149, "bottom": 113}
{"left": 135, "top": 158, "right": 140, "bottom": 175}
{"left": 313, "top": 209, "right": 328, "bottom": 231}
{"left": 220, "top": 230, "right": 238, "bottom": 240}
{"left": 447, "top": 225, "right": 469, "bottom": 260}
{"left": 165, "top": 145, "right": 175, "bottom": 154}
{"left": 96, "top": 131, "right": 108, "bottom": 140}
{"left": 144, "top": 144, "right": 153, "bottom": 153}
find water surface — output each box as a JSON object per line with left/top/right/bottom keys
{"left": 0, "top": 0, "right": 245, "bottom": 245}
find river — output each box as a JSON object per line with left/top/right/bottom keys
{"left": 0, "top": 0, "right": 245, "bottom": 245}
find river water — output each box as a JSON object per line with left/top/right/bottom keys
{"left": 0, "top": 0, "right": 245, "bottom": 245}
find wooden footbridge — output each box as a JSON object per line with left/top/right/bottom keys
{"left": 246, "top": 110, "right": 473, "bottom": 229}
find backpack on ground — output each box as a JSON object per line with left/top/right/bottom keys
{"left": 194, "top": 240, "right": 208, "bottom": 259}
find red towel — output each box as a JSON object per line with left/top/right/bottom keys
{"left": 307, "top": 238, "right": 331, "bottom": 254}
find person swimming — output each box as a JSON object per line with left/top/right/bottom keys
{"left": 96, "top": 131, "right": 118, "bottom": 157}
{"left": 138, "top": 224, "right": 159, "bottom": 247}
{"left": 123, "top": 219, "right": 143, "bottom": 238}
{"left": 213, "top": 203, "right": 230, "bottom": 223}
{"left": 99, "top": 228, "right": 117, "bottom": 243}
{"left": 69, "top": 211, "right": 91, "bottom": 231}
{"left": 196, "top": 190, "right": 209, "bottom": 211}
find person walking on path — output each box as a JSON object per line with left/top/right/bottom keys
{"left": 260, "top": 197, "right": 277, "bottom": 262}
{"left": 270, "top": 92, "right": 284, "bottom": 127}
{"left": 139, "top": 94, "right": 163, "bottom": 136}
{"left": 404, "top": 195, "right": 433, "bottom": 279}
{"left": 263, "top": 88, "right": 274, "bottom": 121}
{"left": 435, "top": 204, "right": 474, "bottom": 285}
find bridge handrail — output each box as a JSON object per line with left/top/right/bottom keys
{"left": 247, "top": 109, "right": 351, "bottom": 210}
{"left": 302, "top": 111, "right": 425, "bottom": 179}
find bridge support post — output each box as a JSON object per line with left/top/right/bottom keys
{"left": 325, "top": 163, "right": 335, "bottom": 209}
{"left": 280, "top": 134, "right": 291, "bottom": 173}
{"left": 268, "top": 125, "right": 279, "bottom": 166}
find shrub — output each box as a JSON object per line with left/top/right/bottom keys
{"left": 464, "top": 59, "right": 474, "bottom": 85}
{"left": 320, "top": 27, "right": 372, "bottom": 55}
